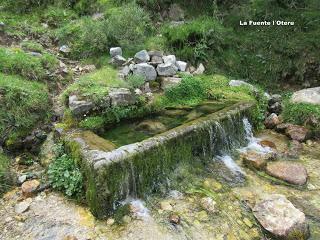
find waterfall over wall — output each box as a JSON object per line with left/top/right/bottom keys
{"left": 64, "top": 102, "right": 255, "bottom": 218}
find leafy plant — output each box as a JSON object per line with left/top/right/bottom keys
{"left": 0, "top": 153, "right": 11, "bottom": 196}
{"left": 48, "top": 152, "right": 84, "bottom": 197}
{"left": 126, "top": 74, "right": 145, "bottom": 90}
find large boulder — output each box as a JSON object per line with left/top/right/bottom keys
{"left": 69, "top": 95, "right": 94, "bottom": 117}
{"left": 266, "top": 161, "right": 308, "bottom": 185}
{"left": 291, "top": 87, "right": 320, "bottom": 105}
{"left": 134, "top": 50, "right": 150, "bottom": 63}
{"left": 109, "top": 88, "right": 135, "bottom": 107}
{"left": 157, "top": 62, "right": 178, "bottom": 76}
{"left": 253, "top": 194, "right": 309, "bottom": 240}
{"left": 159, "top": 77, "right": 182, "bottom": 90}
{"left": 229, "top": 80, "right": 256, "bottom": 91}
{"left": 285, "top": 125, "right": 309, "bottom": 142}
{"left": 110, "top": 47, "right": 122, "bottom": 57}
{"left": 163, "top": 55, "right": 176, "bottom": 65}
{"left": 132, "top": 63, "right": 157, "bottom": 81}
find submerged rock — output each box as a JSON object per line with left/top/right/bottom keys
{"left": 266, "top": 161, "right": 308, "bottom": 185}
{"left": 285, "top": 125, "right": 309, "bottom": 142}
{"left": 253, "top": 194, "right": 309, "bottom": 240}
{"left": 291, "top": 87, "right": 320, "bottom": 105}
{"left": 136, "top": 120, "right": 167, "bottom": 133}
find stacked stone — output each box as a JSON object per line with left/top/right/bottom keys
{"left": 109, "top": 47, "right": 204, "bottom": 90}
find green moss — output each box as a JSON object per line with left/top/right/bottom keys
{"left": 20, "top": 40, "right": 44, "bottom": 53}
{"left": 0, "top": 73, "right": 50, "bottom": 146}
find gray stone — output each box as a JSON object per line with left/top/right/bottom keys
{"left": 150, "top": 55, "right": 163, "bottom": 64}
{"left": 157, "top": 62, "right": 178, "bottom": 76}
{"left": 269, "top": 94, "right": 282, "bottom": 105}
{"left": 69, "top": 95, "right": 94, "bottom": 117}
{"left": 18, "top": 175, "right": 27, "bottom": 185}
{"left": 15, "top": 199, "right": 32, "bottom": 214}
{"left": 229, "top": 80, "right": 256, "bottom": 90}
{"left": 119, "top": 66, "right": 131, "bottom": 78}
{"left": 193, "top": 63, "right": 205, "bottom": 75}
{"left": 111, "top": 55, "right": 126, "bottom": 67}
{"left": 59, "top": 45, "right": 70, "bottom": 54}
{"left": 132, "top": 63, "right": 157, "bottom": 81}
{"left": 148, "top": 50, "right": 163, "bottom": 57}
{"left": 134, "top": 50, "right": 150, "bottom": 63}
{"left": 253, "top": 194, "right": 309, "bottom": 239}
{"left": 109, "top": 88, "right": 135, "bottom": 107}
{"left": 28, "top": 52, "right": 42, "bottom": 57}
{"left": 291, "top": 87, "right": 320, "bottom": 105}
{"left": 0, "top": 22, "right": 5, "bottom": 31}
{"left": 162, "top": 55, "right": 176, "bottom": 65}
{"left": 159, "top": 77, "right": 182, "bottom": 90}
{"left": 176, "top": 61, "right": 187, "bottom": 72}
{"left": 264, "top": 113, "right": 280, "bottom": 129}
{"left": 110, "top": 47, "right": 122, "bottom": 57}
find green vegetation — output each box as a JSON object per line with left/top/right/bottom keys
{"left": 20, "top": 40, "right": 44, "bottom": 53}
{"left": 0, "top": 153, "right": 11, "bottom": 196}
{"left": 48, "top": 144, "right": 84, "bottom": 197}
{"left": 283, "top": 100, "right": 320, "bottom": 128}
{"left": 126, "top": 74, "right": 145, "bottom": 90}
{"left": 0, "top": 73, "right": 50, "bottom": 147}
{"left": 62, "top": 65, "right": 127, "bottom": 105}
{"left": 0, "top": 47, "right": 58, "bottom": 81}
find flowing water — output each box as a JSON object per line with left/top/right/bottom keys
{"left": 1, "top": 117, "right": 320, "bottom": 239}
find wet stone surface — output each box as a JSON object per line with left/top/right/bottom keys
{"left": 1, "top": 129, "right": 320, "bottom": 239}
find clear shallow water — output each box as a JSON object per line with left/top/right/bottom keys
{"left": 101, "top": 101, "right": 235, "bottom": 147}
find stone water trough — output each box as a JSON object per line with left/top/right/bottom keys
{"left": 62, "top": 101, "right": 255, "bottom": 218}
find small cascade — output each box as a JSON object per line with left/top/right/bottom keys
{"left": 122, "top": 198, "right": 150, "bottom": 220}
{"left": 216, "top": 155, "right": 244, "bottom": 175}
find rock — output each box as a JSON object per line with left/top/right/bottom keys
{"left": 269, "top": 94, "right": 282, "bottom": 105}
{"left": 286, "top": 140, "right": 302, "bottom": 159}
{"left": 119, "top": 65, "right": 131, "bottom": 79}
{"left": 0, "top": 22, "right": 5, "bottom": 32}
{"left": 136, "top": 120, "right": 167, "bottom": 133}
{"left": 285, "top": 125, "right": 309, "bottom": 142}
{"left": 193, "top": 63, "right": 205, "bottom": 75}
{"left": 132, "top": 63, "right": 157, "bottom": 81}
{"left": 159, "top": 77, "right": 182, "bottom": 90}
{"left": 134, "top": 50, "right": 150, "bottom": 63}
{"left": 168, "top": 190, "right": 184, "bottom": 199}
{"left": 275, "top": 123, "right": 291, "bottom": 133}
{"left": 28, "top": 52, "right": 42, "bottom": 57}
{"left": 160, "top": 201, "right": 173, "bottom": 211}
{"left": 176, "top": 61, "right": 187, "bottom": 72}
{"left": 229, "top": 80, "right": 255, "bottom": 91}
{"left": 169, "top": 214, "right": 181, "bottom": 225}
{"left": 242, "top": 151, "right": 276, "bottom": 170}
{"left": 266, "top": 161, "right": 308, "bottom": 185}
{"left": 157, "top": 62, "right": 178, "bottom": 76}
{"left": 15, "top": 198, "right": 32, "bottom": 214}
{"left": 59, "top": 45, "right": 70, "bottom": 54}
{"left": 268, "top": 102, "right": 282, "bottom": 114}
{"left": 162, "top": 55, "right": 176, "bottom": 64}
{"left": 69, "top": 95, "right": 94, "bottom": 117}
{"left": 168, "top": 3, "right": 185, "bottom": 21}
{"left": 259, "top": 140, "right": 277, "bottom": 149}
{"left": 18, "top": 175, "right": 27, "bottom": 185}
{"left": 82, "top": 65, "right": 96, "bottom": 73}
{"left": 134, "top": 88, "right": 143, "bottom": 95}
{"left": 253, "top": 194, "right": 309, "bottom": 239}
{"left": 264, "top": 113, "right": 280, "bottom": 129}
{"left": 150, "top": 55, "right": 163, "bottom": 65}
{"left": 109, "top": 88, "right": 135, "bottom": 107}
{"left": 187, "top": 65, "right": 196, "bottom": 73}
{"left": 111, "top": 55, "right": 127, "bottom": 67}
{"left": 110, "top": 47, "right": 122, "bottom": 57}
{"left": 148, "top": 50, "right": 163, "bottom": 58}
{"left": 200, "top": 197, "right": 216, "bottom": 213}
{"left": 21, "top": 180, "right": 40, "bottom": 197}
{"left": 143, "top": 82, "right": 151, "bottom": 93}
{"left": 291, "top": 87, "right": 320, "bottom": 105}
{"left": 106, "top": 218, "right": 115, "bottom": 225}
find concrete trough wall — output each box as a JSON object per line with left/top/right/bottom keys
{"left": 64, "top": 101, "right": 255, "bottom": 218}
